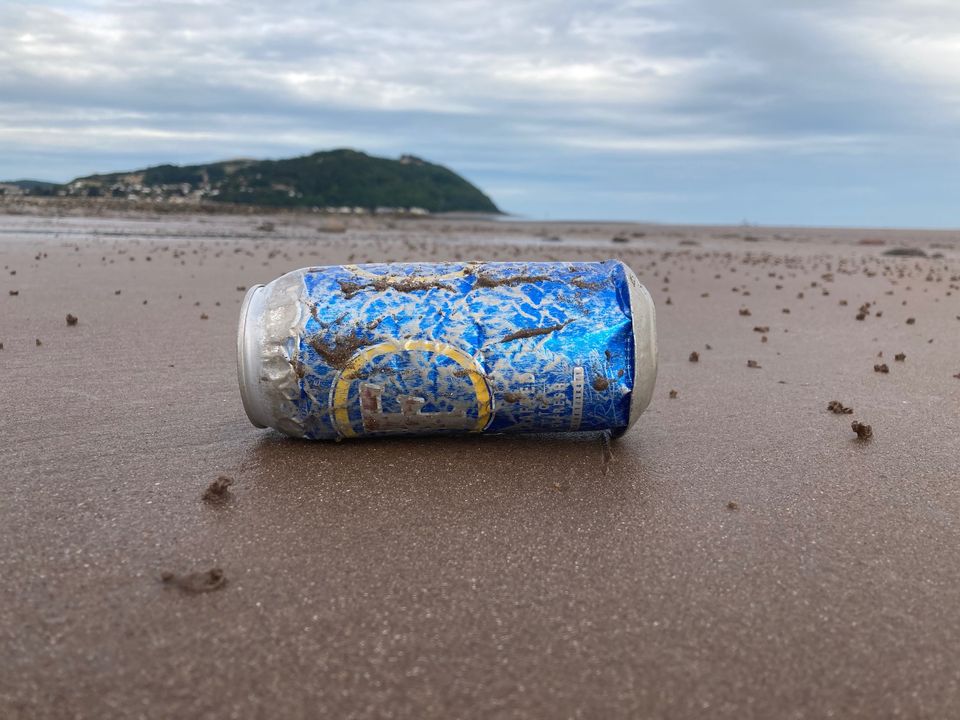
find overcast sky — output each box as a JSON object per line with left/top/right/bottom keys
{"left": 2, "top": 0, "right": 959, "bottom": 226}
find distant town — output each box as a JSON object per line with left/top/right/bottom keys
{"left": 0, "top": 148, "right": 500, "bottom": 215}
{"left": 0, "top": 179, "right": 431, "bottom": 216}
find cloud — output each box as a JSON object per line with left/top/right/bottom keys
{"left": 0, "top": 0, "right": 958, "bottom": 225}
{"left": 545, "top": 132, "right": 879, "bottom": 154}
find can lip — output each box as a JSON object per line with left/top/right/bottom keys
{"left": 237, "top": 284, "right": 268, "bottom": 428}
{"left": 622, "top": 263, "right": 658, "bottom": 431}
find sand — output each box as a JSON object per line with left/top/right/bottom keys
{"left": 1, "top": 205, "right": 959, "bottom": 719}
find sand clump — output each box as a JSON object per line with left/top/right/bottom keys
{"left": 339, "top": 276, "right": 455, "bottom": 298}
{"left": 309, "top": 332, "right": 373, "bottom": 369}
{"left": 203, "top": 475, "right": 234, "bottom": 502}
{"left": 161, "top": 568, "right": 227, "bottom": 594}
{"left": 883, "top": 247, "right": 927, "bottom": 257}
{"left": 828, "top": 401, "right": 853, "bottom": 414}
{"left": 501, "top": 322, "right": 568, "bottom": 343}
{"left": 474, "top": 273, "right": 551, "bottom": 288}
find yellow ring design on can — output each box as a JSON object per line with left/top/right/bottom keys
{"left": 331, "top": 339, "right": 493, "bottom": 438}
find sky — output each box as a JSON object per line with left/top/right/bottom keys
{"left": 1, "top": 0, "right": 959, "bottom": 226}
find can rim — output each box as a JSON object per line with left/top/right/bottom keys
{"left": 622, "top": 263, "right": 658, "bottom": 432}
{"left": 237, "top": 284, "right": 267, "bottom": 428}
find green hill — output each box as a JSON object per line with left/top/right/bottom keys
{"left": 66, "top": 149, "right": 500, "bottom": 213}
{"left": 1, "top": 180, "right": 60, "bottom": 194}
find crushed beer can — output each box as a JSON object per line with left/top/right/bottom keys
{"left": 237, "top": 261, "right": 657, "bottom": 439}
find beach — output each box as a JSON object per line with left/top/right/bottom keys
{"left": 2, "top": 205, "right": 959, "bottom": 718}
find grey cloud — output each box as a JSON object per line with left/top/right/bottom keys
{"left": 1, "top": 0, "right": 957, "bottom": 224}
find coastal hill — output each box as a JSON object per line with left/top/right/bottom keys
{"left": 2, "top": 149, "right": 500, "bottom": 214}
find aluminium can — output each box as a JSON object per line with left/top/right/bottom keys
{"left": 237, "top": 260, "right": 657, "bottom": 440}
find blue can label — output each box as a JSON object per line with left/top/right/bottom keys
{"left": 290, "top": 261, "right": 637, "bottom": 439}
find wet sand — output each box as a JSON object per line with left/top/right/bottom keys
{"left": 2, "top": 207, "right": 959, "bottom": 718}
